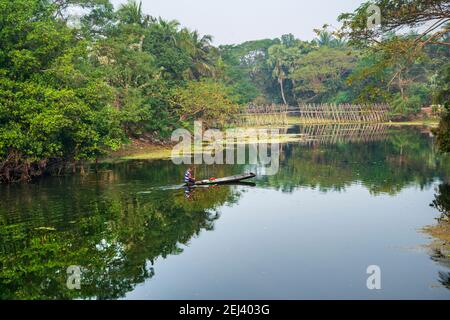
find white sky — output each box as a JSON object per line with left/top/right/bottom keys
{"left": 110, "top": 0, "right": 367, "bottom": 45}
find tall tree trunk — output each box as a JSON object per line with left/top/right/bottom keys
{"left": 279, "top": 78, "right": 287, "bottom": 105}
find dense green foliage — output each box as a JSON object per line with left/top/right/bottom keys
{"left": 219, "top": 39, "right": 281, "bottom": 104}
{"left": 338, "top": 0, "right": 449, "bottom": 148}
{"left": 220, "top": 29, "right": 448, "bottom": 112}
{"left": 170, "top": 80, "right": 240, "bottom": 129}
{"left": 0, "top": 0, "right": 237, "bottom": 182}
{"left": 0, "top": 0, "right": 124, "bottom": 181}
{"left": 1, "top": 0, "right": 449, "bottom": 183}
{"left": 218, "top": 1, "right": 448, "bottom": 123}
{"left": 434, "top": 64, "right": 450, "bottom": 153}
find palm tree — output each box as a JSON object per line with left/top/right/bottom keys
{"left": 268, "top": 45, "right": 288, "bottom": 105}
{"left": 314, "top": 31, "right": 347, "bottom": 48}
{"left": 180, "top": 29, "right": 217, "bottom": 79}
{"left": 316, "top": 31, "right": 333, "bottom": 47}
{"left": 117, "top": 0, "right": 150, "bottom": 26}
{"left": 155, "top": 18, "right": 181, "bottom": 44}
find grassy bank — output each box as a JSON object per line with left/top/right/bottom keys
{"left": 105, "top": 131, "right": 307, "bottom": 161}
{"left": 105, "top": 119, "right": 439, "bottom": 162}
{"left": 104, "top": 140, "right": 174, "bottom": 161}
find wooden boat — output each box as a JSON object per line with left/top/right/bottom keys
{"left": 189, "top": 181, "right": 256, "bottom": 188}
{"left": 189, "top": 172, "right": 256, "bottom": 186}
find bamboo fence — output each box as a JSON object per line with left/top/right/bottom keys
{"left": 297, "top": 103, "right": 390, "bottom": 124}
{"left": 238, "top": 103, "right": 391, "bottom": 126}
{"left": 238, "top": 104, "right": 289, "bottom": 126}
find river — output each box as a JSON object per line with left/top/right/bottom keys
{"left": 1, "top": 125, "right": 449, "bottom": 299}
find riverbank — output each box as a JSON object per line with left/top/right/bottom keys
{"left": 105, "top": 132, "right": 306, "bottom": 161}
{"left": 105, "top": 120, "right": 440, "bottom": 161}
{"left": 422, "top": 220, "right": 450, "bottom": 261}
{"left": 105, "top": 139, "right": 174, "bottom": 161}
{"left": 423, "top": 221, "right": 450, "bottom": 244}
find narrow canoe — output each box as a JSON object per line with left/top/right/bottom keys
{"left": 191, "top": 172, "right": 256, "bottom": 186}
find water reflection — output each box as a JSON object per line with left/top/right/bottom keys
{"left": 260, "top": 126, "right": 449, "bottom": 194}
{"left": 0, "top": 126, "right": 449, "bottom": 299}
{"left": 428, "top": 182, "right": 450, "bottom": 290}
{"left": 431, "top": 183, "right": 450, "bottom": 221}
{"left": 290, "top": 123, "right": 389, "bottom": 145}
{"left": 0, "top": 178, "right": 241, "bottom": 299}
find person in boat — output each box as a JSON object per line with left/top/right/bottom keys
{"left": 184, "top": 185, "right": 195, "bottom": 199}
{"left": 184, "top": 167, "right": 195, "bottom": 185}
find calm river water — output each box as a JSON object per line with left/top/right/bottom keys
{"left": 1, "top": 125, "right": 449, "bottom": 299}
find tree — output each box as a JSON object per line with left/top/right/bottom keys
{"left": 290, "top": 47, "right": 356, "bottom": 103}
{"left": 93, "top": 1, "right": 164, "bottom": 137}
{"left": 180, "top": 29, "right": 219, "bottom": 80}
{"left": 315, "top": 30, "right": 334, "bottom": 47}
{"left": 219, "top": 38, "right": 280, "bottom": 104}
{"left": 0, "top": 0, "right": 122, "bottom": 182}
{"left": 170, "top": 80, "right": 240, "bottom": 128}
{"left": 339, "top": 1, "right": 450, "bottom": 48}
{"left": 268, "top": 45, "right": 289, "bottom": 105}
{"left": 281, "top": 33, "right": 297, "bottom": 48}
{"left": 339, "top": 0, "right": 449, "bottom": 119}
{"left": 116, "top": 0, "right": 150, "bottom": 26}
{"left": 312, "top": 29, "right": 347, "bottom": 48}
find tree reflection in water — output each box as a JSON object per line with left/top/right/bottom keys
{"left": 429, "top": 182, "right": 450, "bottom": 290}
{"left": 1, "top": 126, "right": 450, "bottom": 299}
{"left": 0, "top": 175, "right": 241, "bottom": 299}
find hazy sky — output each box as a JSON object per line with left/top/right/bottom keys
{"left": 110, "top": 0, "right": 366, "bottom": 45}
